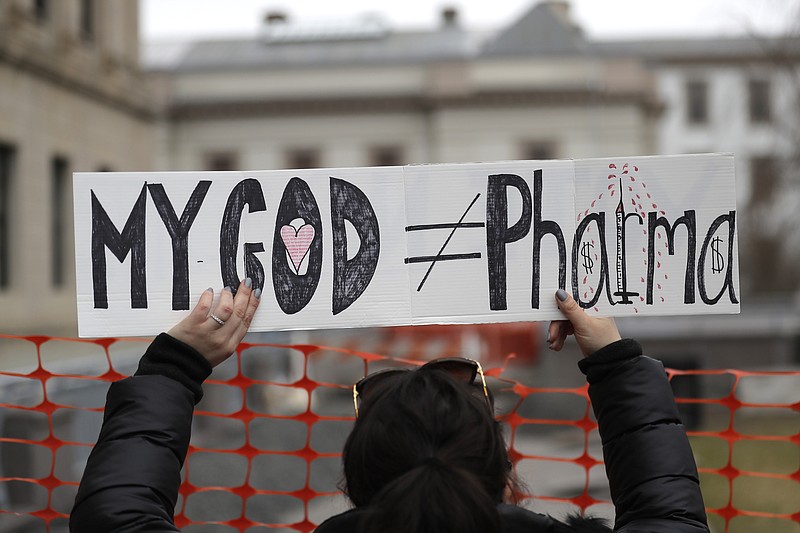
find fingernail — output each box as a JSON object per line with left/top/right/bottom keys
{"left": 244, "top": 277, "right": 252, "bottom": 288}
{"left": 206, "top": 287, "right": 214, "bottom": 293}
{"left": 224, "top": 286, "right": 232, "bottom": 292}
{"left": 546, "top": 333, "right": 551, "bottom": 343}
{"left": 556, "top": 289, "right": 569, "bottom": 302}
{"left": 254, "top": 288, "right": 262, "bottom": 299}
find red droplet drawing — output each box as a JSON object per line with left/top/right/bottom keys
{"left": 576, "top": 160, "right": 670, "bottom": 312}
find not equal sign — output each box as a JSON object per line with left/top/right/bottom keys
{"left": 404, "top": 193, "right": 484, "bottom": 291}
{"left": 403, "top": 222, "right": 484, "bottom": 264}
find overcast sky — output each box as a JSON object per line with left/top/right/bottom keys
{"left": 142, "top": 0, "right": 799, "bottom": 42}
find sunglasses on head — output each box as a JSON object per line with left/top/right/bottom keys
{"left": 352, "top": 357, "right": 490, "bottom": 418}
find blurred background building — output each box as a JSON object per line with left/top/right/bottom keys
{"left": 0, "top": 0, "right": 798, "bottom": 368}
{"left": 0, "top": 0, "right": 154, "bottom": 334}
{"left": 147, "top": 4, "right": 657, "bottom": 171}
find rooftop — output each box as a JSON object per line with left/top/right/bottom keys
{"left": 142, "top": 2, "right": 800, "bottom": 72}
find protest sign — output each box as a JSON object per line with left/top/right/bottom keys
{"left": 74, "top": 153, "right": 739, "bottom": 337}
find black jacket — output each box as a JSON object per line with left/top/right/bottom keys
{"left": 70, "top": 335, "right": 708, "bottom": 532}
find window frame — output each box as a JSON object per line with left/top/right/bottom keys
{"left": 686, "top": 79, "right": 709, "bottom": 125}
{"left": 204, "top": 151, "right": 239, "bottom": 171}
{"left": 51, "top": 156, "right": 69, "bottom": 288}
{"left": 520, "top": 141, "right": 556, "bottom": 160}
{"left": 369, "top": 145, "right": 405, "bottom": 167}
{"left": 285, "top": 147, "right": 321, "bottom": 170}
{"left": 79, "top": 0, "right": 96, "bottom": 43}
{"left": 0, "top": 144, "right": 15, "bottom": 289}
{"left": 33, "top": 0, "right": 49, "bottom": 22}
{"left": 748, "top": 78, "right": 772, "bottom": 124}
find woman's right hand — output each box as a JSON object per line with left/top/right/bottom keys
{"left": 168, "top": 278, "right": 261, "bottom": 367}
{"left": 547, "top": 289, "right": 621, "bottom": 357}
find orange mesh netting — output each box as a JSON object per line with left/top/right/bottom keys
{"left": 0, "top": 333, "right": 797, "bottom": 533}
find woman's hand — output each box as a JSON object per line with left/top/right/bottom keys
{"left": 168, "top": 278, "right": 262, "bottom": 367}
{"left": 547, "top": 289, "right": 621, "bottom": 357}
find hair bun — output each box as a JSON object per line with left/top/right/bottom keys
{"left": 416, "top": 455, "right": 446, "bottom": 469}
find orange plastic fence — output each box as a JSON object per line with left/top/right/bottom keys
{"left": 0, "top": 334, "right": 797, "bottom": 532}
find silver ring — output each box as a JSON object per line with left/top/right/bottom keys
{"left": 209, "top": 313, "right": 225, "bottom": 326}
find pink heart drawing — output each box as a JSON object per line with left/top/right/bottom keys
{"left": 280, "top": 224, "right": 315, "bottom": 273}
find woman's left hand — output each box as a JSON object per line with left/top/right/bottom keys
{"left": 546, "top": 289, "right": 620, "bottom": 357}
{"left": 168, "top": 278, "right": 262, "bottom": 367}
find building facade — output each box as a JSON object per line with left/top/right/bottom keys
{"left": 632, "top": 39, "right": 800, "bottom": 294}
{"left": 0, "top": 0, "right": 154, "bottom": 334}
{"left": 150, "top": 3, "right": 659, "bottom": 173}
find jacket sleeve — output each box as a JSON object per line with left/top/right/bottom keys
{"left": 70, "top": 334, "right": 212, "bottom": 533}
{"left": 579, "top": 339, "right": 709, "bottom": 532}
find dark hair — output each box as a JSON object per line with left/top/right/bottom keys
{"left": 342, "top": 368, "right": 514, "bottom": 533}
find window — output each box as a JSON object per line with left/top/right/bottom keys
{"left": 369, "top": 146, "right": 404, "bottom": 167}
{"left": 521, "top": 141, "right": 556, "bottom": 160}
{"left": 80, "top": 0, "right": 95, "bottom": 42}
{"left": 686, "top": 80, "right": 708, "bottom": 124}
{"left": 286, "top": 148, "right": 321, "bottom": 169}
{"left": 0, "top": 144, "right": 14, "bottom": 289}
{"left": 204, "top": 152, "right": 238, "bottom": 171}
{"left": 51, "top": 157, "right": 69, "bottom": 287}
{"left": 33, "top": 0, "right": 49, "bottom": 22}
{"left": 749, "top": 156, "right": 778, "bottom": 207}
{"left": 748, "top": 79, "right": 772, "bottom": 124}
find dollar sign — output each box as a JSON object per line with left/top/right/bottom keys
{"left": 711, "top": 236, "right": 724, "bottom": 274}
{"left": 581, "top": 242, "right": 594, "bottom": 274}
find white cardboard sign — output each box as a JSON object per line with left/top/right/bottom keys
{"left": 74, "top": 154, "right": 739, "bottom": 337}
